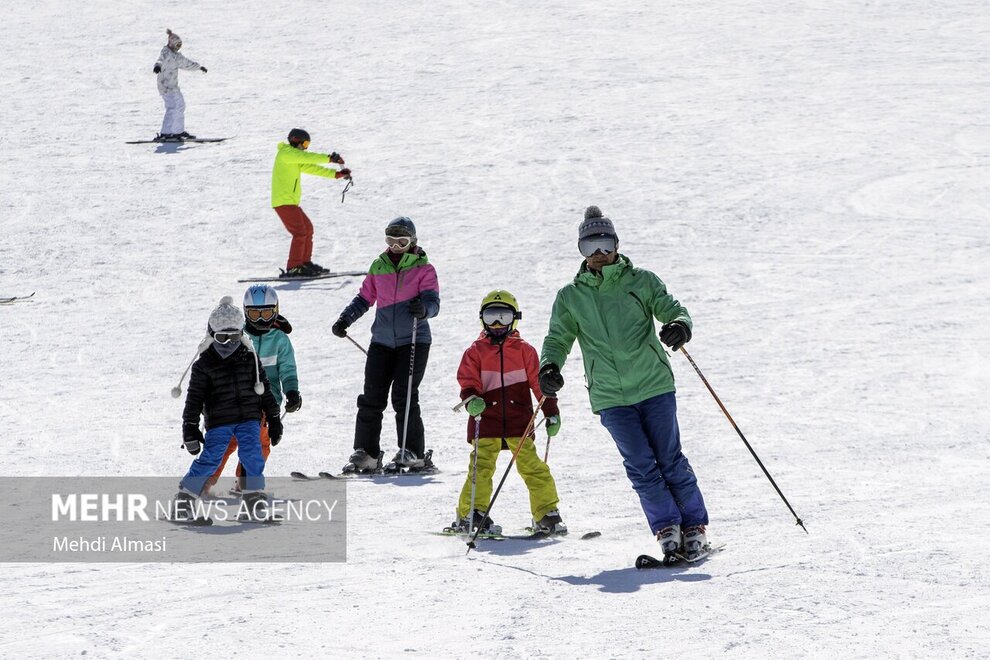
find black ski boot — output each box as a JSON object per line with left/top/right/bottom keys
{"left": 171, "top": 491, "right": 212, "bottom": 526}
{"left": 533, "top": 509, "right": 568, "bottom": 536}
{"left": 446, "top": 510, "right": 502, "bottom": 536}
{"left": 239, "top": 491, "right": 273, "bottom": 522}
{"left": 341, "top": 449, "right": 383, "bottom": 475}
{"left": 384, "top": 448, "right": 438, "bottom": 475}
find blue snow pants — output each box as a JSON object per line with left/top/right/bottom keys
{"left": 599, "top": 392, "right": 708, "bottom": 534}
{"left": 181, "top": 421, "right": 265, "bottom": 495}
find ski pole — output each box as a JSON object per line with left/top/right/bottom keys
{"left": 467, "top": 396, "right": 546, "bottom": 554}
{"left": 398, "top": 318, "right": 419, "bottom": 459}
{"left": 346, "top": 335, "right": 368, "bottom": 355}
{"left": 543, "top": 435, "right": 551, "bottom": 464}
{"left": 679, "top": 347, "right": 808, "bottom": 533}
{"left": 340, "top": 178, "right": 353, "bottom": 203}
{"left": 468, "top": 414, "right": 481, "bottom": 535}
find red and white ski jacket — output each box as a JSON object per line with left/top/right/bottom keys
{"left": 457, "top": 331, "right": 559, "bottom": 443}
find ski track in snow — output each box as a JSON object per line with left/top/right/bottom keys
{"left": 2, "top": 1, "right": 989, "bottom": 658}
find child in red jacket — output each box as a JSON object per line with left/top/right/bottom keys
{"left": 450, "top": 290, "right": 565, "bottom": 536}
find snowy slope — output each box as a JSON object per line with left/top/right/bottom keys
{"left": 2, "top": 0, "right": 989, "bottom": 657}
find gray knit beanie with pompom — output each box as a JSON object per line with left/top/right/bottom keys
{"left": 578, "top": 206, "right": 617, "bottom": 240}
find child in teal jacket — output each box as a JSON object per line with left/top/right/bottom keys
{"left": 207, "top": 285, "right": 301, "bottom": 493}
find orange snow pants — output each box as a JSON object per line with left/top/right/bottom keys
{"left": 275, "top": 204, "right": 314, "bottom": 270}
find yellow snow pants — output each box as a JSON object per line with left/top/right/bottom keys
{"left": 456, "top": 436, "right": 560, "bottom": 520}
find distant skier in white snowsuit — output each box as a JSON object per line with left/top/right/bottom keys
{"left": 153, "top": 29, "right": 207, "bottom": 140}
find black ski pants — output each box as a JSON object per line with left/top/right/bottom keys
{"left": 353, "top": 342, "right": 430, "bottom": 458}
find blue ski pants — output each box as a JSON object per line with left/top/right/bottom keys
{"left": 181, "top": 420, "right": 265, "bottom": 495}
{"left": 599, "top": 392, "right": 708, "bottom": 534}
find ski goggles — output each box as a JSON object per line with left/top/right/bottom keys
{"left": 245, "top": 307, "right": 277, "bottom": 322}
{"left": 300, "top": 139, "right": 310, "bottom": 150}
{"left": 385, "top": 235, "right": 412, "bottom": 249}
{"left": 578, "top": 234, "right": 617, "bottom": 258}
{"left": 481, "top": 306, "right": 518, "bottom": 326}
{"left": 214, "top": 330, "right": 243, "bottom": 344}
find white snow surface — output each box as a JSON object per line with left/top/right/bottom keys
{"left": 2, "top": 1, "right": 989, "bottom": 658}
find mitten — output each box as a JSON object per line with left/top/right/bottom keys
{"left": 284, "top": 390, "right": 302, "bottom": 413}
{"left": 268, "top": 416, "right": 283, "bottom": 446}
{"left": 182, "top": 423, "right": 203, "bottom": 455}
{"left": 332, "top": 318, "right": 350, "bottom": 338}
{"left": 466, "top": 398, "right": 486, "bottom": 417}
{"left": 538, "top": 364, "right": 564, "bottom": 397}
{"left": 408, "top": 298, "right": 427, "bottom": 319}
{"left": 659, "top": 321, "right": 691, "bottom": 352}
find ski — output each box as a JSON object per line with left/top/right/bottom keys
{"left": 126, "top": 137, "right": 230, "bottom": 144}
{"left": 167, "top": 516, "right": 213, "bottom": 527}
{"left": 290, "top": 471, "right": 323, "bottom": 480}
{"left": 434, "top": 528, "right": 506, "bottom": 541}
{"left": 635, "top": 543, "right": 725, "bottom": 569}
{"left": 507, "top": 529, "right": 602, "bottom": 541}
{"left": 238, "top": 270, "right": 365, "bottom": 284}
{"left": 236, "top": 514, "right": 281, "bottom": 525}
{"left": 435, "top": 528, "right": 601, "bottom": 542}
{"left": 0, "top": 292, "right": 35, "bottom": 304}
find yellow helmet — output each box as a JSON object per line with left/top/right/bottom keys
{"left": 480, "top": 289, "right": 522, "bottom": 335}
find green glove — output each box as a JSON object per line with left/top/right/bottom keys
{"left": 546, "top": 415, "right": 561, "bottom": 437}
{"left": 466, "top": 397, "right": 486, "bottom": 417}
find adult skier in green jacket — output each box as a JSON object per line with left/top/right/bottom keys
{"left": 539, "top": 206, "right": 710, "bottom": 561}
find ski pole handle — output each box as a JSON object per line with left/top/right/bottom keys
{"left": 453, "top": 394, "right": 480, "bottom": 413}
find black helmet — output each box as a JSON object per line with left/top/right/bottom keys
{"left": 385, "top": 216, "right": 416, "bottom": 239}
{"left": 287, "top": 128, "right": 311, "bottom": 148}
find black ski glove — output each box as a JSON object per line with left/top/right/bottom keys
{"left": 182, "top": 423, "right": 203, "bottom": 455}
{"left": 268, "top": 416, "right": 283, "bottom": 446}
{"left": 332, "top": 317, "right": 350, "bottom": 338}
{"left": 659, "top": 321, "right": 692, "bottom": 352}
{"left": 200, "top": 66, "right": 207, "bottom": 73}
{"left": 335, "top": 168, "right": 352, "bottom": 180}
{"left": 284, "top": 390, "right": 302, "bottom": 413}
{"left": 153, "top": 64, "right": 161, "bottom": 74}
{"left": 538, "top": 364, "right": 564, "bottom": 397}
{"left": 329, "top": 152, "right": 344, "bottom": 164}
{"left": 408, "top": 297, "right": 427, "bottom": 319}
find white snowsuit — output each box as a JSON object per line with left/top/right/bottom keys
{"left": 155, "top": 46, "right": 201, "bottom": 135}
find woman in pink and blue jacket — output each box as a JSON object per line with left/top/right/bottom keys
{"left": 332, "top": 217, "right": 440, "bottom": 472}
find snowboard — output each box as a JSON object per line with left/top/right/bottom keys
{"left": 126, "top": 137, "right": 230, "bottom": 144}
{"left": 238, "top": 270, "right": 366, "bottom": 284}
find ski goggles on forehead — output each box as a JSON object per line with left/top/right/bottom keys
{"left": 214, "top": 330, "right": 243, "bottom": 344}
{"left": 578, "top": 234, "right": 617, "bottom": 258}
{"left": 385, "top": 235, "right": 412, "bottom": 248}
{"left": 481, "top": 306, "right": 518, "bottom": 326}
{"left": 245, "top": 307, "right": 277, "bottom": 322}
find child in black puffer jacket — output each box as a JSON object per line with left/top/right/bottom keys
{"left": 174, "top": 297, "right": 282, "bottom": 518}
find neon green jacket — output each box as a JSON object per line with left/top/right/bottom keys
{"left": 540, "top": 255, "right": 692, "bottom": 413}
{"left": 270, "top": 142, "right": 339, "bottom": 207}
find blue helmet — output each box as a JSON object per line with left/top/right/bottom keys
{"left": 243, "top": 285, "right": 279, "bottom": 330}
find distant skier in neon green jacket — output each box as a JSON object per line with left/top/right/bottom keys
{"left": 271, "top": 128, "right": 351, "bottom": 278}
